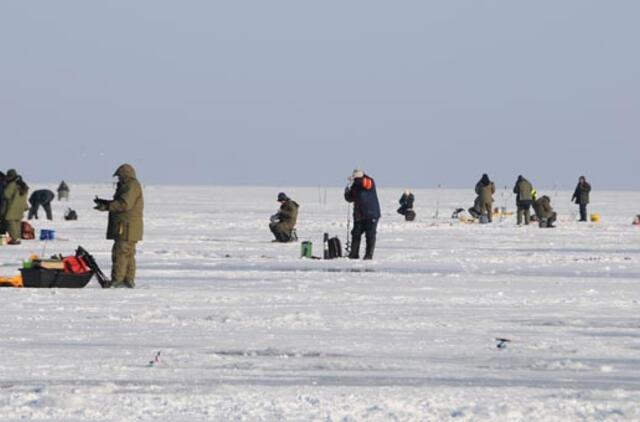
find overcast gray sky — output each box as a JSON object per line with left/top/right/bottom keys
{"left": 1, "top": 1, "right": 638, "bottom": 189}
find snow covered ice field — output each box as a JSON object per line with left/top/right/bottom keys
{"left": 1, "top": 184, "right": 639, "bottom": 421}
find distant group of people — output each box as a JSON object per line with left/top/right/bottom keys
{"left": 467, "top": 173, "right": 592, "bottom": 228}
{"left": 0, "top": 162, "right": 600, "bottom": 288}
{"left": 267, "top": 171, "right": 595, "bottom": 261}
{"left": 0, "top": 173, "right": 73, "bottom": 242}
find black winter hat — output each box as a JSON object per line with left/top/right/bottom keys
{"left": 277, "top": 192, "right": 288, "bottom": 202}
{"left": 6, "top": 169, "right": 17, "bottom": 180}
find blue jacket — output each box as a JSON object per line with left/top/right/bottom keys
{"left": 344, "top": 175, "right": 381, "bottom": 221}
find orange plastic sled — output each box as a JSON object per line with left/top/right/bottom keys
{"left": 0, "top": 275, "right": 23, "bottom": 288}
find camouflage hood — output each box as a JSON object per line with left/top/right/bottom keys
{"left": 113, "top": 164, "right": 137, "bottom": 180}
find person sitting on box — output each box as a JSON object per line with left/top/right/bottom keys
{"left": 269, "top": 192, "right": 299, "bottom": 243}
{"left": 397, "top": 190, "right": 416, "bottom": 221}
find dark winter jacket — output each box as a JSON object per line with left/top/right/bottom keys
{"left": 398, "top": 193, "right": 415, "bottom": 210}
{"left": 104, "top": 164, "right": 144, "bottom": 241}
{"left": 475, "top": 174, "right": 496, "bottom": 208}
{"left": 513, "top": 176, "right": 533, "bottom": 204}
{"left": 572, "top": 181, "right": 591, "bottom": 205}
{"left": 534, "top": 196, "right": 554, "bottom": 220}
{"left": 345, "top": 175, "right": 381, "bottom": 222}
{"left": 29, "top": 189, "right": 55, "bottom": 205}
{"left": 276, "top": 199, "right": 299, "bottom": 230}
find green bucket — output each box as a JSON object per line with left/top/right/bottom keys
{"left": 300, "top": 241, "right": 313, "bottom": 258}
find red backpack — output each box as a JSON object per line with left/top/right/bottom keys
{"left": 62, "top": 256, "right": 90, "bottom": 273}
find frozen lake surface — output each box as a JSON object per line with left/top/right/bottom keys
{"left": 1, "top": 185, "right": 639, "bottom": 421}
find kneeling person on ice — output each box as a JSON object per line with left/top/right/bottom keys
{"left": 533, "top": 195, "right": 557, "bottom": 228}
{"left": 94, "top": 163, "right": 144, "bottom": 288}
{"left": 269, "top": 192, "right": 299, "bottom": 242}
{"left": 345, "top": 169, "right": 381, "bottom": 260}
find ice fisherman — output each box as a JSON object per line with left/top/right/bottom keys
{"left": 513, "top": 175, "right": 534, "bottom": 225}
{"left": 397, "top": 190, "right": 416, "bottom": 221}
{"left": 571, "top": 176, "right": 591, "bottom": 222}
{"left": 28, "top": 189, "right": 55, "bottom": 220}
{"left": 94, "top": 164, "right": 144, "bottom": 288}
{"left": 475, "top": 174, "right": 496, "bottom": 223}
{"left": 0, "top": 169, "right": 29, "bottom": 244}
{"left": 57, "top": 180, "right": 70, "bottom": 201}
{"left": 344, "top": 169, "right": 381, "bottom": 260}
{"left": 533, "top": 195, "right": 557, "bottom": 228}
{"left": 269, "top": 192, "right": 299, "bottom": 243}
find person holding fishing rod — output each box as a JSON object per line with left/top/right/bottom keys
{"left": 344, "top": 169, "right": 381, "bottom": 260}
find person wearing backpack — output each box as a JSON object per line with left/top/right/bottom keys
{"left": 0, "top": 169, "right": 29, "bottom": 244}
{"left": 94, "top": 164, "right": 144, "bottom": 288}
{"left": 28, "top": 189, "right": 55, "bottom": 220}
{"left": 344, "top": 169, "right": 381, "bottom": 260}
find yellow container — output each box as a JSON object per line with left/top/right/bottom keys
{"left": 590, "top": 213, "right": 601, "bottom": 223}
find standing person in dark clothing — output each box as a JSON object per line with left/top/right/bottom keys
{"left": 57, "top": 181, "right": 70, "bottom": 201}
{"left": 397, "top": 189, "right": 416, "bottom": 221}
{"left": 28, "top": 189, "right": 55, "bottom": 220}
{"left": 475, "top": 174, "right": 496, "bottom": 222}
{"left": 344, "top": 169, "right": 381, "bottom": 260}
{"left": 513, "top": 175, "right": 534, "bottom": 225}
{"left": 571, "top": 176, "right": 591, "bottom": 222}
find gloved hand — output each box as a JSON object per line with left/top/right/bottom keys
{"left": 94, "top": 197, "right": 109, "bottom": 211}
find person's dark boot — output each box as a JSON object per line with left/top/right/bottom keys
{"left": 348, "top": 238, "right": 360, "bottom": 259}
{"left": 363, "top": 239, "right": 376, "bottom": 260}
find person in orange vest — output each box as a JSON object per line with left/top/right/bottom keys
{"left": 344, "top": 169, "right": 381, "bottom": 260}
